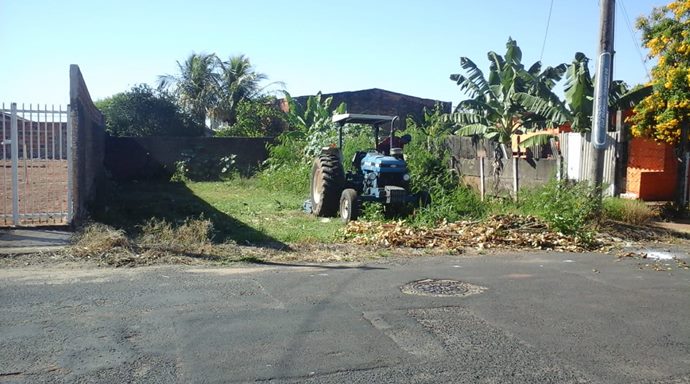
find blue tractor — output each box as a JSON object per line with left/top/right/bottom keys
{"left": 309, "top": 113, "right": 430, "bottom": 223}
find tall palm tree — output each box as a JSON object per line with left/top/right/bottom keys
{"left": 212, "top": 55, "right": 268, "bottom": 126}
{"left": 450, "top": 38, "right": 569, "bottom": 144}
{"left": 158, "top": 53, "right": 219, "bottom": 134}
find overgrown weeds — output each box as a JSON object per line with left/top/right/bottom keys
{"left": 71, "top": 217, "right": 224, "bottom": 266}
{"left": 138, "top": 216, "right": 214, "bottom": 254}
{"left": 71, "top": 222, "right": 131, "bottom": 258}
{"left": 516, "top": 180, "right": 597, "bottom": 237}
{"left": 602, "top": 197, "right": 655, "bottom": 225}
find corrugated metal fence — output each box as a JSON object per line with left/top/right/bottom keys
{"left": 559, "top": 131, "right": 619, "bottom": 196}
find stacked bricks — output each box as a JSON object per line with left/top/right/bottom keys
{"left": 626, "top": 138, "right": 679, "bottom": 200}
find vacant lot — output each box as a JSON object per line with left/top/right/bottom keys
{"left": 0, "top": 160, "right": 68, "bottom": 226}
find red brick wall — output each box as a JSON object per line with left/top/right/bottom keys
{"left": 626, "top": 138, "right": 680, "bottom": 200}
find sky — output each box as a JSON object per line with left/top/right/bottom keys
{"left": 0, "top": 0, "right": 668, "bottom": 109}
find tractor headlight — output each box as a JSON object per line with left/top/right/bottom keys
{"left": 367, "top": 172, "right": 377, "bottom": 180}
{"left": 403, "top": 174, "right": 411, "bottom": 181}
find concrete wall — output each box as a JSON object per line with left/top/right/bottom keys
{"left": 70, "top": 65, "right": 105, "bottom": 224}
{"left": 448, "top": 136, "right": 559, "bottom": 197}
{"left": 105, "top": 136, "right": 272, "bottom": 180}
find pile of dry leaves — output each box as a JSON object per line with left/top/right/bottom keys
{"left": 344, "top": 214, "right": 601, "bottom": 252}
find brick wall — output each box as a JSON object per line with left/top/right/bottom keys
{"left": 625, "top": 138, "right": 679, "bottom": 200}
{"left": 70, "top": 65, "right": 106, "bottom": 224}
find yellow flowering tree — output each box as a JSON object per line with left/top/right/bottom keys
{"left": 630, "top": 0, "right": 690, "bottom": 144}
{"left": 630, "top": 0, "right": 690, "bottom": 207}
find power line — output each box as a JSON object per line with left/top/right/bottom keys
{"left": 618, "top": 0, "right": 651, "bottom": 82}
{"left": 539, "top": 0, "right": 555, "bottom": 62}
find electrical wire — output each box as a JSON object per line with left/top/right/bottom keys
{"left": 618, "top": 0, "right": 651, "bottom": 81}
{"left": 539, "top": 0, "right": 555, "bottom": 62}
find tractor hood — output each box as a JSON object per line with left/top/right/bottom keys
{"left": 360, "top": 152, "right": 407, "bottom": 173}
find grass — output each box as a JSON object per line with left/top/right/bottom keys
{"left": 93, "top": 178, "right": 343, "bottom": 246}
{"left": 602, "top": 197, "right": 655, "bottom": 225}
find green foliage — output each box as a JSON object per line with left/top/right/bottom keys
{"left": 171, "top": 150, "right": 237, "bottom": 182}
{"left": 405, "top": 104, "right": 457, "bottom": 193}
{"left": 256, "top": 161, "right": 311, "bottom": 194}
{"left": 158, "top": 53, "right": 278, "bottom": 131}
{"left": 602, "top": 197, "right": 654, "bottom": 225}
{"left": 256, "top": 91, "right": 349, "bottom": 194}
{"left": 449, "top": 38, "right": 569, "bottom": 144}
{"left": 158, "top": 53, "right": 218, "bottom": 131}
{"left": 359, "top": 202, "right": 386, "bottom": 221}
{"left": 212, "top": 54, "right": 274, "bottom": 126}
{"left": 409, "top": 187, "right": 487, "bottom": 227}
{"left": 95, "top": 84, "right": 199, "bottom": 137}
{"left": 215, "top": 97, "right": 286, "bottom": 137}
{"left": 283, "top": 91, "right": 347, "bottom": 160}
{"left": 517, "top": 180, "right": 596, "bottom": 236}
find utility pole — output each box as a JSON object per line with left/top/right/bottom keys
{"left": 590, "top": 0, "right": 615, "bottom": 211}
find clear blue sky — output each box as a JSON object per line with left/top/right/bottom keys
{"left": 0, "top": 0, "right": 666, "bottom": 108}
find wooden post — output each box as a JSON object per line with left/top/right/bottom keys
{"left": 513, "top": 156, "right": 519, "bottom": 202}
{"left": 479, "top": 156, "right": 485, "bottom": 201}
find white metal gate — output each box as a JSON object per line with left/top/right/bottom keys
{"left": 1, "top": 102, "right": 72, "bottom": 226}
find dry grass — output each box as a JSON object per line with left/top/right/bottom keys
{"left": 69, "top": 217, "right": 223, "bottom": 266}
{"left": 138, "top": 216, "right": 214, "bottom": 254}
{"left": 603, "top": 198, "right": 655, "bottom": 226}
{"left": 70, "top": 222, "right": 131, "bottom": 258}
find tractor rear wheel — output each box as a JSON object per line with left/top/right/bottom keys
{"left": 339, "top": 189, "right": 359, "bottom": 223}
{"left": 310, "top": 154, "right": 344, "bottom": 217}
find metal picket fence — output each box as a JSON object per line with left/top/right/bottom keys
{"left": 1, "top": 102, "right": 72, "bottom": 226}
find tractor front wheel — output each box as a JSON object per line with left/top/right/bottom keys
{"left": 339, "top": 189, "right": 359, "bottom": 223}
{"left": 310, "top": 154, "right": 344, "bottom": 217}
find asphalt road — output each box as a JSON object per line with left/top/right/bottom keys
{"left": 1, "top": 251, "right": 689, "bottom": 383}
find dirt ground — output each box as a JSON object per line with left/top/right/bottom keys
{"left": 0, "top": 160, "right": 68, "bottom": 226}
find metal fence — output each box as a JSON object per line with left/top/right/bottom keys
{"left": 559, "top": 131, "right": 619, "bottom": 196}
{"left": 1, "top": 102, "right": 72, "bottom": 226}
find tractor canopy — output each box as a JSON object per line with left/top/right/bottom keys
{"left": 331, "top": 113, "right": 397, "bottom": 126}
{"left": 331, "top": 113, "right": 400, "bottom": 152}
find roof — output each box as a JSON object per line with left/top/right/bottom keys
{"left": 332, "top": 113, "right": 398, "bottom": 126}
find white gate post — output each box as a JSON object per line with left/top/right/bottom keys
{"left": 10, "top": 103, "right": 19, "bottom": 225}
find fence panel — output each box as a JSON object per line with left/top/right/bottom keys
{"left": 0, "top": 103, "right": 71, "bottom": 226}
{"left": 559, "top": 131, "right": 619, "bottom": 196}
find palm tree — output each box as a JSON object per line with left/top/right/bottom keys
{"left": 158, "top": 53, "right": 219, "bottom": 134}
{"left": 212, "top": 55, "right": 268, "bottom": 126}
{"left": 449, "top": 38, "right": 569, "bottom": 144}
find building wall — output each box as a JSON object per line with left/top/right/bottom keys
{"left": 281, "top": 88, "right": 452, "bottom": 130}
{"left": 105, "top": 136, "right": 272, "bottom": 180}
{"left": 625, "top": 138, "right": 678, "bottom": 200}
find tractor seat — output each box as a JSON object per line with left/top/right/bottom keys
{"left": 352, "top": 151, "right": 367, "bottom": 171}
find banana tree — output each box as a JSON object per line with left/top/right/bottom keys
{"left": 449, "top": 38, "right": 569, "bottom": 145}
{"left": 564, "top": 52, "right": 652, "bottom": 133}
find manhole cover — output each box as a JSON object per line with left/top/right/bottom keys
{"left": 400, "top": 279, "right": 486, "bottom": 297}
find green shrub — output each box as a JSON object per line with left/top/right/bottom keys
{"left": 171, "top": 151, "right": 237, "bottom": 182}
{"left": 602, "top": 197, "right": 654, "bottom": 225}
{"left": 410, "top": 186, "right": 487, "bottom": 226}
{"left": 517, "top": 180, "right": 596, "bottom": 235}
